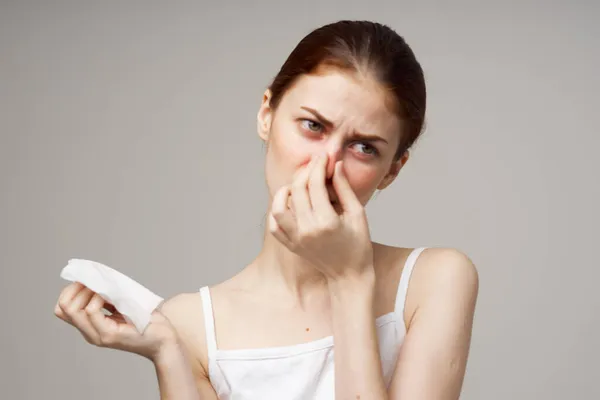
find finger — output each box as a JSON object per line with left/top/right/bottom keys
{"left": 308, "top": 153, "right": 336, "bottom": 218}
{"left": 103, "top": 302, "right": 127, "bottom": 323}
{"left": 103, "top": 302, "right": 117, "bottom": 315}
{"left": 68, "top": 288, "right": 102, "bottom": 343}
{"left": 271, "top": 185, "right": 296, "bottom": 238}
{"left": 70, "top": 286, "right": 96, "bottom": 313}
{"left": 332, "top": 161, "right": 362, "bottom": 213}
{"left": 268, "top": 212, "right": 294, "bottom": 249}
{"left": 56, "top": 282, "right": 87, "bottom": 322}
{"left": 86, "top": 293, "right": 122, "bottom": 345}
{"left": 86, "top": 294, "right": 111, "bottom": 334}
{"left": 107, "top": 312, "right": 128, "bottom": 324}
{"left": 290, "top": 155, "right": 319, "bottom": 222}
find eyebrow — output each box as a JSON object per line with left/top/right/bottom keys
{"left": 300, "top": 106, "right": 389, "bottom": 144}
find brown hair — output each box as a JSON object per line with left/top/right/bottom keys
{"left": 268, "top": 20, "right": 427, "bottom": 160}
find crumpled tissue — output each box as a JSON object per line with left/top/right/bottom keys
{"left": 60, "top": 259, "right": 164, "bottom": 333}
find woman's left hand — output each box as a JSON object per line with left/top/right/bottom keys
{"left": 268, "top": 154, "right": 375, "bottom": 282}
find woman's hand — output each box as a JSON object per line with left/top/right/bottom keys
{"left": 268, "top": 153, "right": 375, "bottom": 282}
{"left": 54, "top": 282, "right": 178, "bottom": 363}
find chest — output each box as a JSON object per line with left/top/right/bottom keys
{"left": 207, "top": 313, "right": 402, "bottom": 400}
{"left": 213, "top": 292, "right": 334, "bottom": 350}
{"left": 212, "top": 275, "right": 398, "bottom": 352}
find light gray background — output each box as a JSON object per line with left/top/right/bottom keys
{"left": 1, "top": 1, "right": 598, "bottom": 399}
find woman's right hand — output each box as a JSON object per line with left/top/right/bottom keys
{"left": 54, "top": 282, "right": 179, "bottom": 362}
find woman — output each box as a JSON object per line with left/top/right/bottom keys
{"left": 54, "top": 20, "right": 479, "bottom": 399}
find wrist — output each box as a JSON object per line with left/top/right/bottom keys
{"left": 327, "top": 266, "right": 376, "bottom": 294}
{"left": 328, "top": 267, "right": 376, "bottom": 310}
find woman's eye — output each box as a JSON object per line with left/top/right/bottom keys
{"left": 353, "top": 142, "right": 378, "bottom": 156}
{"left": 301, "top": 119, "right": 323, "bottom": 133}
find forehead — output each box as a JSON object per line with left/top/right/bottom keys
{"left": 279, "top": 68, "right": 401, "bottom": 135}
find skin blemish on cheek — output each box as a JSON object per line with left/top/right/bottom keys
{"left": 305, "top": 328, "right": 310, "bottom": 332}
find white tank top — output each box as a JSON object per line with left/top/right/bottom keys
{"left": 199, "top": 246, "right": 427, "bottom": 400}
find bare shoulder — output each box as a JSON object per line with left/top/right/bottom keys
{"left": 371, "top": 243, "right": 479, "bottom": 328}
{"left": 412, "top": 247, "right": 479, "bottom": 295}
{"left": 405, "top": 247, "right": 479, "bottom": 328}
{"left": 158, "top": 291, "right": 211, "bottom": 378}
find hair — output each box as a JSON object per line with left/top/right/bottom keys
{"left": 267, "top": 20, "right": 427, "bottom": 161}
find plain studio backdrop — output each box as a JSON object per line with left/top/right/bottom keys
{"left": 1, "top": 1, "right": 598, "bottom": 399}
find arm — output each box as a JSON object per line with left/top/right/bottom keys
{"left": 329, "top": 248, "right": 479, "bottom": 400}
{"left": 268, "top": 157, "right": 478, "bottom": 398}
{"left": 154, "top": 342, "right": 211, "bottom": 400}
{"left": 388, "top": 248, "right": 478, "bottom": 399}
{"left": 54, "top": 284, "right": 217, "bottom": 399}
{"left": 157, "top": 295, "right": 219, "bottom": 400}
{"left": 328, "top": 269, "right": 387, "bottom": 400}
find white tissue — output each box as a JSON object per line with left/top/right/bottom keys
{"left": 60, "top": 259, "right": 164, "bottom": 333}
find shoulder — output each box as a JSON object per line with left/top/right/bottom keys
{"left": 373, "top": 243, "right": 479, "bottom": 328}
{"left": 387, "top": 248, "right": 479, "bottom": 397}
{"left": 414, "top": 247, "right": 479, "bottom": 297}
{"left": 159, "top": 291, "right": 204, "bottom": 331}
{"left": 377, "top": 244, "right": 478, "bottom": 292}
{"left": 158, "top": 291, "right": 211, "bottom": 377}
{"left": 406, "top": 247, "right": 479, "bottom": 328}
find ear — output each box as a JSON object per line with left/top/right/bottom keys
{"left": 257, "top": 89, "right": 273, "bottom": 142}
{"left": 377, "top": 150, "right": 410, "bottom": 190}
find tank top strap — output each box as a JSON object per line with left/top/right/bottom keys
{"left": 199, "top": 286, "right": 218, "bottom": 359}
{"left": 394, "top": 247, "right": 428, "bottom": 331}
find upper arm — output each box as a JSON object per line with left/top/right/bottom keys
{"left": 159, "top": 293, "right": 219, "bottom": 400}
{"left": 194, "top": 377, "right": 220, "bottom": 400}
{"left": 388, "top": 248, "right": 479, "bottom": 400}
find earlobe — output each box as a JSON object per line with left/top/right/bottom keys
{"left": 257, "top": 89, "right": 273, "bottom": 142}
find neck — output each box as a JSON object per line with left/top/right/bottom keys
{"left": 247, "top": 207, "right": 329, "bottom": 307}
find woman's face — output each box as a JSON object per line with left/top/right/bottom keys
{"left": 257, "top": 67, "right": 408, "bottom": 209}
